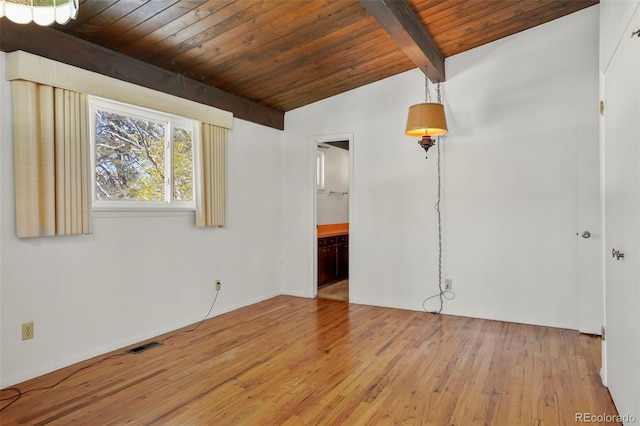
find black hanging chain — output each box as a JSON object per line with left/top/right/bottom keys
{"left": 425, "top": 73, "right": 442, "bottom": 104}
{"left": 425, "top": 74, "right": 431, "bottom": 103}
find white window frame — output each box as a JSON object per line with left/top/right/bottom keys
{"left": 316, "top": 149, "right": 325, "bottom": 190}
{"left": 89, "top": 96, "right": 197, "bottom": 211}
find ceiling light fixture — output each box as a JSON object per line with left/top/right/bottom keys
{"left": 405, "top": 76, "right": 448, "bottom": 158}
{"left": 0, "top": 0, "right": 78, "bottom": 26}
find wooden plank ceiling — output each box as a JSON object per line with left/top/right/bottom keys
{"left": 2, "top": 0, "right": 598, "bottom": 128}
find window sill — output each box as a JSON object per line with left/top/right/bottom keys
{"left": 93, "top": 208, "right": 195, "bottom": 219}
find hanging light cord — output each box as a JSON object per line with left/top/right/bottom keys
{"left": 436, "top": 83, "right": 443, "bottom": 313}
{"left": 0, "top": 287, "right": 220, "bottom": 412}
{"left": 435, "top": 135, "right": 444, "bottom": 312}
{"left": 423, "top": 82, "right": 455, "bottom": 314}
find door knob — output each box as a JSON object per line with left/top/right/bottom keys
{"left": 581, "top": 231, "right": 591, "bottom": 239}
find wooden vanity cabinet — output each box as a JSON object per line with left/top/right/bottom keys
{"left": 318, "top": 234, "right": 348, "bottom": 287}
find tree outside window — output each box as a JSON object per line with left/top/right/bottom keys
{"left": 91, "top": 97, "right": 195, "bottom": 209}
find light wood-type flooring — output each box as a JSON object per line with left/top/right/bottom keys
{"left": 0, "top": 296, "right": 618, "bottom": 425}
{"left": 318, "top": 279, "right": 349, "bottom": 302}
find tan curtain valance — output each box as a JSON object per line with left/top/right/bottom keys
{"left": 5, "top": 50, "right": 233, "bottom": 129}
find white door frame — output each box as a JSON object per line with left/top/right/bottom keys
{"left": 309, "top": 133, "right": 354, "bottom": 298}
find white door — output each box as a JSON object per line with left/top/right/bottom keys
{"left": 603, "top": 6, "right": 640, "bottom": 418}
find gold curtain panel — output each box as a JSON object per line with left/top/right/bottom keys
{"left": 13, "top": 81, "right": 91, "bottom": 238}
{"left": 196, "top": 123, "right": 227, "bottom": 228}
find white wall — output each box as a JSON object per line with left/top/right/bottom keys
{"left": 600, "top": 0, "right": 640, "bottom": 72}
{"left": 444, "top": 6, "right": 600, "bottom": 328}
{"left": 282, "top": 6, "right": 600, "bottom": 330}
{"left": 317, "top": 144, "right": 349, "bottom": 225}
{"left": 0, "top": 51, "right": 283, "bottom": 387}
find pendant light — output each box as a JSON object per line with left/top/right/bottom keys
{"left": 0, "top": 0, "right": 78, "bottom": 26}
{"left": 405, "top": 75, "right": 448, "bottom": 158}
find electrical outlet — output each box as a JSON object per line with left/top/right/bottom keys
{"left": 445, "top": 279, "right": 453, "bottom": 291}
{"left": 22, "top": 322, "right": 34, "bottom": 341}
{"left": 215, "top": 280, "right": 222, "bottom": 291}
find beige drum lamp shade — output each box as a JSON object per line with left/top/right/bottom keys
{"left": 405, "top": 103, "right": 448, "bottom": 137}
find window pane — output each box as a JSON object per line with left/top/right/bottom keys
{"left": 173, "top": 127, "right": 193, "bottom": 201}
{"left": 94, "top": 110, "right": 165, "bottom": 201}
{"left": 317, "top": 150, "right": 325, "bottom": 189}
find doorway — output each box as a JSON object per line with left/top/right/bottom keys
{"left": 312, "top": 133, "right": 353, "bottom": 302}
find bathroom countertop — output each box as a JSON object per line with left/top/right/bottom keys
{"left": 317, "top": 223, "right": 349, "bottom": 237}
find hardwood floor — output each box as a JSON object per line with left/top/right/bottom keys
{"left": 0, "top": 296, "right": 618, "bottom": 425}
{"left": 318, "top": 279, "right": 349, "bottom": 302}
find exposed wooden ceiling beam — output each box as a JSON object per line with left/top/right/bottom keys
{"left": 360, "top": 0, "right": 445, "bottom": 82}
{"left": 0, "top": 21, "right": 285, "bottom": 130}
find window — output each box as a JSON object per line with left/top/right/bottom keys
{"left": 89, "top": 97, "right": 196, "bottom": 210}
{"left": 317, "top": 149, "right": 325, "bottom": 190}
